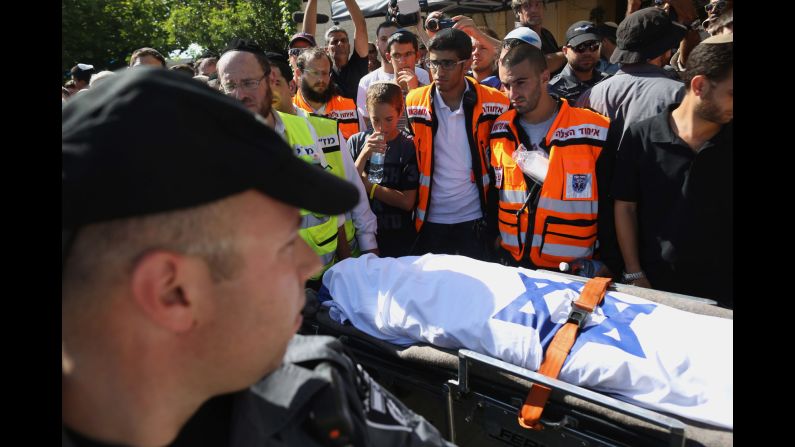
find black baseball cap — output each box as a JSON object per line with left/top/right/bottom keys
{"left": 63, "top": 68, "right": 358, "bottom": 240}
{"left": 611, "top": 7, "right": 686, "bottom": 64}
{"left": 565, "top": 21, "right": 601, "bottom": 47}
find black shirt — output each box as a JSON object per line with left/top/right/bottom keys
{"left": 548, "top": 64, "right": 610, "bottom": 104}
{"left": 348, "top": 129, "right": 419, "bottom": 257}
{"left": 612, "top": 104, "right": 733, "bottom": 306}
{"left": 332, "top": 51, "right": 369, "bottom": 101}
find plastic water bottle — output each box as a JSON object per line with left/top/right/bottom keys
{"left": 368, "top": 151, "right": 385, "bottom": 184}
{"left": 559, "top": 259, "right": 604, "bottom": 278}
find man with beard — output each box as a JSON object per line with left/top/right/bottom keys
{"left": 548, "top": 21, "right": 610, "bottom": 104}
{"left": 294, "top": 47, "right": 361, "bottom": 142}
{"left": 218, "top": 40, "right": 378, "bottom": 279}
{"left": 612, "top": 34, "right": 733, "bottom": 308}
{"left": 487, "top": 43, "right": 619, "bottom": 277}
{"left": 510, "top": 1, "right": 565, "bottom": 75}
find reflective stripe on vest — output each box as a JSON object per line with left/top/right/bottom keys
{"left": 489, "top": 101, "right": 608, "bottom": 266}
{"left": 294, "top": 92, "right": 360, "bottom": 140}
{"left": 406, "top": 78, "right": 509, "bottom": 231}
{"left": 280, "top": 112, "right": 342, "bottom": 272}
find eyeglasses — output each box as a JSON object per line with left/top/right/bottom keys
{"left": 705, "top": 0, "right": 726, "bottom": 15}
{"left": 390, "top": 51, "right": 416, "bottom": 61}
{"left": 570, "top": 41, "right": 600, "bottom": 53}
{"left": 303, "top": 68, "right": 331, "bottom": 78}
{"left": 426, "top": 59, "right": 466, "bottom": 71}
{"left": 221, "top": 75, "right": 267, "bottom": 93}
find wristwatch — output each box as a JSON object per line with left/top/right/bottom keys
{"left": 622, "top": 270, "right": 646, "bottom": 282}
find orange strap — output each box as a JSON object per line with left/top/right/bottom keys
{"left": 518, "top": 276, "right": 612, "bottom": 430}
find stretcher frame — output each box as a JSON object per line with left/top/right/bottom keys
{"left": 302, "top": 272, "right": 733, "bottom": 447}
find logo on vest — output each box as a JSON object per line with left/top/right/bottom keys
{"left": 331, "top": 109, "right": 356, "bottom": 121}
{"left": 491, "top": 120, "right": 510, "bottom": 134}
{"left": 482, "top": 102, "right": 508, "bottom": 116}
{"left": 317, "top": 135, "right": 338, "bottom": 148}
{"left": 552, "top": 124, "right": 608, "bottom": 142}
{"left": 566, "top": 173, "right": 592, "bottom": 199}
{"left": 406, "top": 106, "right": 431, "bottom": 121}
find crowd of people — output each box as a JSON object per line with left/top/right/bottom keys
{"left": 63, "top": 1, "right": 733, "bottom": 444}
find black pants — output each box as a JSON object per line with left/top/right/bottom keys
{"left": 410, "top": 219, "right": 491, "bottom": 262}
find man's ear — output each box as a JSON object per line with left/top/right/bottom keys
{"left": 691, "top": 74, "right": 708, "bottom": 98}
{"left": 130, "top": 251, "right": 200, "bottom": 334}
{"left": 540, "top": 69, "right": 550, "bottom": 85}
{"left": 463, "top": 56, "right": 473, "bottom": 73}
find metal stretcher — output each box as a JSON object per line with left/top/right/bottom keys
{"left": 299, "top": 272, "right": 733, "bottom": 447}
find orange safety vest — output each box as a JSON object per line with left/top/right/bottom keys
{"left": 294, "top": 91, "right": 360, "bottom": 141}
{"left": 405, "top": 77, "right": 509, "bottom": 232}
{"left": 489, "top": 99, "right": 609, "bottom": 268}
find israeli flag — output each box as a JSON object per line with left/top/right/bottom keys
{"left": 322, "top": 254, "right": 732, "bottom": 429}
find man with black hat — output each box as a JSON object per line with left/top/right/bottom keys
{"left": 62, "top": 67, "right": 451, "bottom": 447}
{"left": 577, "top": 5, "right": 699, "bottom": 135}
{"left": 548, "top": 20, "right": 610, "bottom": 104}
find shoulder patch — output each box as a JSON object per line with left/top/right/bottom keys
{"left": 330, "top": 109, "right": 357, "bottom": 121}
{"left": 552, "top": 123, "right": 608, "bottom": 142}
{"left": 406, "top": 105, "right": 431, "bottom": 121}
{"left": 482, "top": 102, "right": 509, "bottom": 116}
{"left": 491, "top": 120, "right": 511, "bottom": 135}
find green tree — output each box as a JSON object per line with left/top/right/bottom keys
{"left": 63, "top": 0, "right": 301, "bottom": 79}
{"left": 165, "top": 0, "right": 299, "bottom": 57}
{"left": 62, "top": 0, "right": 173, "bottom": 76}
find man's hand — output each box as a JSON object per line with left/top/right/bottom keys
{"left": 396, "top": 69, "right": 419, "bottom": 92}
{"left": 424, "top": 11, "right": 445, "bottom": 39}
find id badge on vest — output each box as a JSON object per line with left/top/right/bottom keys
{"left": 563, "top": 159, "right": 594, "bottom": 200}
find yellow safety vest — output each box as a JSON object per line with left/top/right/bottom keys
{"left": 278, "top": 111, "right": 343, "bottom": 278}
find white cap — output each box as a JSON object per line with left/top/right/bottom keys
{"left": 504, "top": 26, "right": 542, "bottom": 50}
{"left": 76, "top": 63, "right": 94, "bottom": 71}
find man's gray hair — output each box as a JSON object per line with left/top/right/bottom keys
{"left": 325, "top": 26, "right": 349, "bottom": 43}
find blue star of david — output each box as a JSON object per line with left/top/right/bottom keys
{"left": 491, "top": 273, "right": 657, "bottom": 359}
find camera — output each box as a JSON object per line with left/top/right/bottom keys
{"left": 426, "top": 17, "right": 455, "bottom": 32}
{"left": 387, "top": 0, "right": 423, "bottom": 28}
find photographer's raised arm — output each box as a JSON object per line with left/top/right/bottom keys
{"left": 452, "top": 15, "right": 502, "bottom": 53}
{"left": 302, "top": 0, "right": 318, "bottom": 37}
{"left": 344, "top": 0, "right": 370, "bottom": 58}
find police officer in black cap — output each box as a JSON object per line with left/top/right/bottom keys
{"left": 548, "top": 21, "right": 610, "bottom": 105}
{"left": 62, "top": 68, "right": 453, "bottom": 447}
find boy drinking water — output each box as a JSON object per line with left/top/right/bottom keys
{"left": 348, "top": 82, "right": 419, "bottom": 257}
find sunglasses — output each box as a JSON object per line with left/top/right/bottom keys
{"left": 288, "top": 48, "right": 306, "bottom": 57}
{"left": 570, "top": 41, "right": 600, "bottom": 53}
{"left": 705, "top": 0, "right": 727, "bottom": 15}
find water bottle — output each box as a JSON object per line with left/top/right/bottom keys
{"left": 559, "top": 259, "right": 604, "bottom": 278}
{"left": 368, "top": 152, "right": 385, "bottom": 184}
{"left": 368, "top": 139, "right": 385, "bottom": 184}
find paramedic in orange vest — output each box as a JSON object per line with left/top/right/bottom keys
{"left": 294, "top": 47, "right": 361, "bottom": 142}
{"left": 488, "top": 43, "right": 619, "bottom": 275}
{"left": 405, "top": 28, "right": 509, "bottom": 261}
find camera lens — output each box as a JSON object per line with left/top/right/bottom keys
{"left": 427, "top": 18, "right": 439, "bottom": 32}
